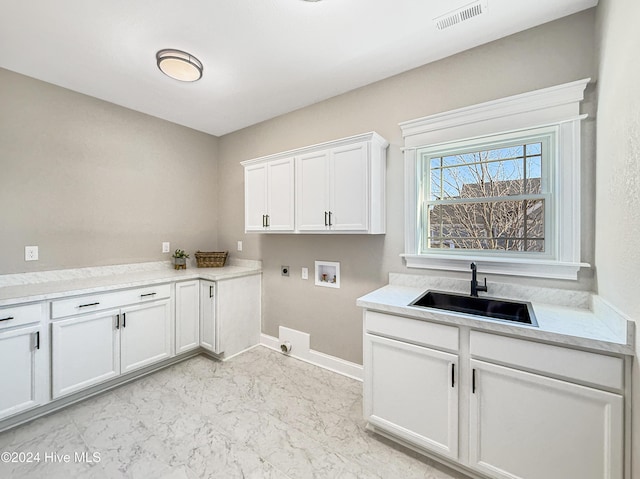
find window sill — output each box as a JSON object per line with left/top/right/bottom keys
{"left": 401, "top": 254, "right": 589, "bottom": 280}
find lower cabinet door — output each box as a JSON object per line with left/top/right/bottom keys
{"left": 0, "top": 325, "right": 45, "bottom": 419}
{"left": 469, "top": 359, "right": 623, "bottom": 479}
{"left": 175, "top": 280, "right": 200, "bottom": 354}
{"left": 364, "top": 333, "right": 459, "bottom": 458}
{"left": 51, "top": 311, "right": 120, "bottom": 398}
{"left": 120, "top": 300, "right": 172, "bottom": 374}
{"left": 199, "top": 280, "right": 218, "bottom": 353}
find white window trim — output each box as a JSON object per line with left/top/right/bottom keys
{"left": 400, "top": 78, "right": 591, "bottom": 280}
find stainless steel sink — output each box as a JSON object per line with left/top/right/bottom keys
{"left": 410, "top": 290, "right": 538, "bottom": 326}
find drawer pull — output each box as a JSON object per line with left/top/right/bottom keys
{"left": 140, "top": 293, "right": 157, "bottom": 298}
{"left": 209, "top": 285, "right": 213, "bottom": 298}
{"left": 116, "top": 314, "right": 120, "bottom": 330}
{"left": 0, "top": 316, "right": 14, "bottom": 322}
{"left": 35, "top": 331, "right": 40, "bottom": 350}
{"left": 78, "top": 302, "right": 100, "bottom": 308}
{"left": 122, "top": 313, "right": 126, "bottom": 328}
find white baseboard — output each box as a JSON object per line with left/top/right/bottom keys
{"left": 261, "top": 327, "right": 363, "bottom": 381}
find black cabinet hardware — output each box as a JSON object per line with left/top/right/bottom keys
{"left": 265, "top": 214, "right": 270, "bottom": 227}
{"left": 122, "top": 313, "right": 126, "bottom": 328}
{"left": 35, "top": 331, "right": 40, "bottom": 350}
{"left": 209, "top": 285, "right": 213, "bottom": 298}
{"left": 451, "top": 363, "right": 455, "bottom": 388}
{"left": 78, "top": 302, "right": 100, "bottom": 308}
{"left": 262, "top": 214, "right": 267, "bottom": 227}
{"left": 328, "top": 211, "right": 332, "bottom": 226}
{"left": 324, "top": 211, "right": 328, "bottom": 226}
{"left": 0, "top": 316, "right": 14, "bottom": 322}
{"left": 140, "top": 293, "right": 156, "bottom": 298}
{"left": 116, "top": 314, "right": 120, "bottom": 329}
{"left": 472, "top": 368, "right": 476, "bottom": 393}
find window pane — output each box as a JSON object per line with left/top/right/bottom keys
{"left": 428, "top": 146, "right": 539, "bottom": 200}
{"left": 426, "top": 199, "right": 545, "bottom": 252}
{"left": 526, "top": 156, "right": 542, "bottom": 194}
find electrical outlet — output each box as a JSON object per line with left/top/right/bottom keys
{"left": 281, "top": 265, "right": 289, "bottom": 277}
{"left": 25, "top": 246, "right": 38, "bottom": 261}
{"left": 237, "top": 241, "right": 243, "bottom": 252}
{"left": 301, "top": 267, "right": 308, "bottom": 280}
{"left": 162, "top": 242, "right": 170, "bottom": 253}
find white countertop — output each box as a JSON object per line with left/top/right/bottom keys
{"left": 0, "top": 262, "right": 261, "bottom": 307}
{"left": 357, "top": 284, "right": 635, "bottom": 356}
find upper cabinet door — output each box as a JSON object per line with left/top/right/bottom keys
{"left": 330, "top": 142, "right": 369, "bottom": 231}
{"left": 266, "top": 157, "right": 295, "bottom": 231}
{"left": 296, "top": 150, "right": 330, "bottom": 231}
{"left": 244, "top": 163, "right": 267, "bottom": 232}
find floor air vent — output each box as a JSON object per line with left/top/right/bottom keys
{"left": 434, "top": 1, "right": 486, "bottom": 30}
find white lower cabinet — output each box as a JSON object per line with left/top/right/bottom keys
{"left": 363, "top": 311, "right": 627, "bottom": 479}
{"left": 364, "top": 333, "right": 458, "bottom": 458}
{"left": 51, "top": 310, "right": 120, "bottom": 398}
{"left": 469, "top": 359, "right": 623, "bottom": 479}
{"left": 199, "top": 274, "right": 261, "bottom": 358}
{"left": 0, "top": 324, "right": 46, "bottom": 420}
{"left": 51, "top": 299, "right": 172, "bottom": 399}
{"left": 199, "top": 280, "right": 217, "bottom": 353}
{"left": 120, "top": 301, "right": 172, "bottom": 373}
{"left": 175, "top": 280, "right": 200, "bottom": 354}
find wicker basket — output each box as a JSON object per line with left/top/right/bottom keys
{"left": 195, "top": 251, "right": 228, "bottom": 268}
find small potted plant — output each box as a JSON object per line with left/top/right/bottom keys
{"left": 172, "top": 249, "right": 189, "bottom": 270}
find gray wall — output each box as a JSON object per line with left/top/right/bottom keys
{"left": 595, "top": 0, "right": 640, "bottom": 473}
{"left": 218, "top": 10, "right": 597, "bottom": 364}
{"left": 0, "top": 68, "right": 219, "bottom": 274}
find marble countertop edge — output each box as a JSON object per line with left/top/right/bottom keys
{"left": 0, "top": 266, "right": 262, "bottom": 307}
{"left": 356, "top": 285, "right": 635, "bottom": 356}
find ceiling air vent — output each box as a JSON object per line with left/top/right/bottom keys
{"left": 434, "top": 1, "right": 487, "bottom": 30}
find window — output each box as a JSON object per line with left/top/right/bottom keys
{"left": 418, "top": 129, "right": 553, "bottom": 256}
{"left": 399, "top": 79, "right": 590, "bottom": 279}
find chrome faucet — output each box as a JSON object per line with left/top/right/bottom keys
{"left": 470, "top": 262, "right": 487, "bottom": 297}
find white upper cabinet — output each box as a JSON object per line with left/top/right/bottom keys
{"left": 297, "top": 150, "right": 330, "bottom": 231}
{"left": 244, "top": 157, "right": 295, "bottom": 232}
{"left": 241, "top": 132, "right": 388, "bottom": 234}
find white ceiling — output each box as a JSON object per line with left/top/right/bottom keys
{"left": 0, "top": 0, "right": 598, "bottom": 136}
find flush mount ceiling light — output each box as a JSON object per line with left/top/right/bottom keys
{"left": 156, "top": 49, "right": 203, "bottom": 82}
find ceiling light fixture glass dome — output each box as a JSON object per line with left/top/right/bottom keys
{"left": 156, "top": 49, "right": 203, "bottom": 82}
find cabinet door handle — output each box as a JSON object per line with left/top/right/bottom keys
{"left": 34, "top": 331, "right": 40, "bottom": 350}
{"left": 266, "top": 214, "right": 270, "bottom": 227}
{"left": 122, "top": 313, "right": 126, "bottom": 328}
{"left": 324, "top": 211, "right": 328, "bottom": 226}
{"left": 472, "top": 368, "right": 476, "bottom": 394}
{"left": 116, "top": 314, "right": 120, "bottom": 329}
{"left": 209, "top": 285, "right": 213, "bottom": 298}
{"left": 0, "top": 316, "right": 14, "bottom": 322}
{"left": 262, "top": 214, "right": 266, "bottom": 228}
{"left": 140, "top": 293, "right": 156, "bottom": 298}
{"left": 451, "top": 363, "right": 455, "bottom": 388}
{"left": 78, "top": 302, "right": 100, "bottom": 308}
{"left": 328, "top": 211, "right": 332, "bottom": 226}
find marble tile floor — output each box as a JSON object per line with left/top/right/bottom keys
{"left": 0, "top": 346, "right": 470, "bottom": 479}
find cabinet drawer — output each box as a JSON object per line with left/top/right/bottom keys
{"left": 0, "top": 303, "right": 42, "bottom": 330}
{"left": 51, "top": 283, "right": 171, "bottom": 319}
{"left": 365, "top": 311, "right": 459, "bottom": 352}
{"left": 470, "top": 331, "right": 624, "bottom": 390}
